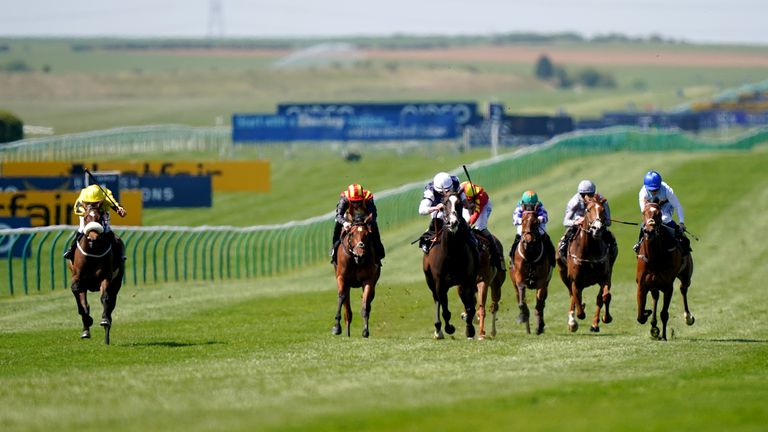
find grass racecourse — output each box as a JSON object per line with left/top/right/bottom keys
{"left": 2, "top": 145, "right": 768, "bottom": 431}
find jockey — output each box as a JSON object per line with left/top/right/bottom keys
{"left": 417, "top": 171, "right": 469, "bottom": 253}
{"left": 331, "top": 183, "right": 385, "bottom": 266}
{"left": 634, "top": 170, "right": 691, "bottom": 254}
{"left": 509, "top": 190, "right": 555, "bottom": 263}
{"left": 558, "top": 180, "right": 618, "bottom": 262}
{"left": 63, "top": 184, "right": 127, "bottom": 262}
{"left": 461, "top": 180, "right": 505, "bottom": 271}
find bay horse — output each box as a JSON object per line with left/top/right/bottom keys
{"left": 331, "top": 217, "right": 380, "bottom": 338}
{"left": 636, "top": 202, "right": 695, "bottom": 341}
{"left": 422, "top": 192, "right": 478, "bottom": 339}
{"left": 471, "top": 231, "right": 505, "bottom": 340}
{"left": 509, "top": 211, "right": 554, "bottom": 335}
{"left": 67, "top": 203, "right": 124, "bottom": 344}
{"left": 556, "top": 196, "right": 616, "bottom": 333}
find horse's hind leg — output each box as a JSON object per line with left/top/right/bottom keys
{"left": 476, "top": 281, "right": 488, "bottom": 339}
{"left": 439, "top": 288, "right": 455, "bottom": 336}
{"left": 649, "top": 289, "right": 661, "bottom": 339}
{"left": 343, "top": 292, "right": 352, "bottom": 337}
{"left": 331, "top": 289, "right": 346, "bottom": 336}
{"left": 459, "top": 283, "right": 476, "bottom": 339}
{"left": 489, "top": 276, "right": 502, "bottom": 338}
{"left": 679, "top": 258, "right": 695, "bottom": 325}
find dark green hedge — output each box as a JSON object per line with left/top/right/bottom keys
{"left": 0, "top": 110, "right": 23, "bottom": 143}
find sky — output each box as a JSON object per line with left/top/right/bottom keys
{"left": 1, "top": 0, "right": 767, "bottom": 45}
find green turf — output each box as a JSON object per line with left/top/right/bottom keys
{"left": 2, "top": 148, "right": 767, "bottom": 431}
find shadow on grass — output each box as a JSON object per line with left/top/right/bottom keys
{"left": 688, "top": 338, "right": 768, "bottom": 344}
{"left": 126, "top": 340, "right": 226, "bottom": 348}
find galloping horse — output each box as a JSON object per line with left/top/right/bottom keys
{"left": 472, "top": 231, "right": 505, "bottom": 340}
{"left": 636, "top": 202, "right": 695, "bottom": 340}
{"left": 510, "top": 211, "right": 554, "bottom": 335}
{"left": 423, "top": 192, "right": 478, "bottom": 339}
{"left": 332, "top": 217, "right": 381, "bottom": 338}
{"left": 556, "top": 196, "right": 616, "bottom": 333}
{"left": 67, "top": 203, "right": 124, "bottom": 344}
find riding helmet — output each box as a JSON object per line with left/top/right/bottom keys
{"left": 643, "top": 171, "right": 662, "bottom": 191}
{"left": 520, "top": 190, "right": 539, "bottom": 205}
{"left": 577, "top": 180, "right": 596, "bottom": 194}
{"left": 433, "top": 172, "right": 453, "bottom": 193}
{"left": 346, "top": 184, "right": 366, "bottom": 202}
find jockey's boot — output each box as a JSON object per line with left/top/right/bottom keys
{"left": 63, "top": 232, "right": 83, "bottom": 260}
{"left": 509, "top": 234, "right": 521, "bottom": 258}
{"left": 330, "top": 241, "right": 340, "bottom": 265}
{"left": 558, "top": 238, "right": 568, "bottom": 262}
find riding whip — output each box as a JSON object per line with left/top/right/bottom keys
{"left": 610, "top": 218, "right": 640, "bottom": 226}
{"left": 461, "top": 164, "right": 478, "bottom": 198}
{"left": 84, "top": 169, "right": 120, "bottom": 211}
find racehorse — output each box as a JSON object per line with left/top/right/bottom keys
{"left": 636, "top": 202, "right": 695, "bottom": 340}
{"left": 422, "top": 192, "right": 478, "bottom": 339}
{"left": 332, "top": 217, "right": 381, "bottom": 338}
{"left": 471, "top": 231, "right": 505, "bottom": 340}
{"left": 509, "top": 211, "right": 554, "bottom": 335}
{"left": 556, "top": 196, "right": 616, "bottom": 333}
{"left": 67, "top": 203, "right": 124, "bottom": 344}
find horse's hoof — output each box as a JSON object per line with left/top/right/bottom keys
{"left": 568, "top": 321, "right": 578, "bottom": 333}
{"left": 466, "top": 325, "right": 475, "bottom": 339}
{"left": 460, "top": 312, "right": 467, "bottom": 321}
{"left": 602, "top": 314, "right": 613, "bottom": 324}
{"left": 362, "top": 329, "right": 369, "bottom": 338}
{"left": 577, "top": 312, "right": 586, "bottom": 320}
{"left": 81, "top": 329, "right": 91, "bottom": 339}
{"left": 517, "top": 313, "right": 527, "bottom": 324}
{"left": 650, "top": 326, "right": 661, "bottom": 339}
{"left": 100, "top": 318, "right": 111, "bottom": 327}
{"left": 490, "top": 329, "right": 497, "bottom": 338}
{"left": 685, "top": 313, "right": 695, "bottom": 326}
{"left": 536, "top": 325, "right": 545, "bottom": 335}
{"left": 84, "top": 315, "right": 93, "bottom": 328}
{"left": 433, "top": 330, "right": 445, "bottom": 340}
{"left": 478, "top": 333, "right": 486, "bottom": 341}
{"left": 590, "top": 325, "right": 600, "bottom": 333}
{"left": 331, "top": 325, "right": 341, "bottom": 336}
{"left": 445, "top": 324, "right": 455, "bottom": 335}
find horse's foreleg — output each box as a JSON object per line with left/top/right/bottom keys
{"left": 649, "top": 289, "right": 661, "bottom": 339}
{"left": 433, "top": 299, "right": 444, "bottom": 339}
{"left": 459, "top": 283, "right": 476, "bottom": 339}
{"left": 679, "top": 262, "right": 695, "bottom": 326}
{"left": 343, "top": 291, "right": 352, "bottom": 337}
{"left": 72, "top": 289, "right": 92, "bottom": 338}
{"left": 361, "top": 282, "right": 375, "bottom": 338}
{"left": 601, "top": 282, "right": 613, "bottom": 324}
{"left": 516, "top": 283, "right": 530, "bottom": 334}
{"left": 439, "top": 287, "right": 455, "bottom": 336}
{"left": 99, "top": 279, "right": 113, "bottom": 327}
{"left": 660, "top": 288, "right": 673, "bottom": 341}
{"left": 534, "top": 286, "right": 547, "bottom": 335}
{"left": 332, "top": 281, "right": 346, "bottom": 336}
{"left": 636, "top": 282, "right": 651, "bottom": 325}
{"left": 476, "top": 281, "right": 487, "bottom": 339}
{"left": 571, "top": 281, "right": 585, "bottom": 320}
{"left": 489, "top": 276, "right": 501, "bottom": 338}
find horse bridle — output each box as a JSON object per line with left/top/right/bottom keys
{"left": 581, "top": 201, "right": 605, "bottom": 238}
{"left": 344, "top": 223, "right": 370, "bottom": 264}
{"left": 519, "top": 211, "right": 544, "bottom": 263}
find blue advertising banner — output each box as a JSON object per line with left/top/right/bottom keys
{"left": 120, "top": 176, "right": 212, "bottom": 208}
{"left": 233, "top": 112, "right": 459, "bottom": 142}
{"left": 277, "top": 101, "right": 479, "bottom": 125}
{"left": 0, "top": 217, "right": 32, "bottom": 257}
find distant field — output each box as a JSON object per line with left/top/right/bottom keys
{"left": 2, "top": 148, "right": 767, "bottom": 432}
{"left": 0, "top": 38, "right": 766, "bottom": 133}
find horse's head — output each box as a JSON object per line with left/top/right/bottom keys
{"left": 642, "top": 202, "right": 663, "bottom": 239}
{"left": 520, "top": 210, "right": 540, "bottom": 244}
{"left": 441, "top": 192, "right": 463, "bottom": 234}
{"left": 83, "top": 203, "right": 105, "bottom": 241}
{"left": 582, "top": 196, "right": 606, "bottom": 238}
{"left": 345, "top": 221, "right": 371, "bottom": 263}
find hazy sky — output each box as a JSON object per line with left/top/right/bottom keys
{"left": 1, "top": 0, "right": 767, "bottom": 44}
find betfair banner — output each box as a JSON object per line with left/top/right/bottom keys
{"left": 0, "top": 190, "right": 143, "bottom": 226}
{"left": 0, "top": 161, "right": 270, "bottom": 192}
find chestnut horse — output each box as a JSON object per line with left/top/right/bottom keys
{"left": 471, "top": 231, "right": 505, "bottom": 340}
{"left": 509, "top": 211, "right": 554, "bottom": 335}
{"left": 423, "top": 192, "right": 478, "bottom": 339}
{"left": 67, "top": 204, "right": 124, "bottom": 344}
{"left": 556, "top": 196, "right": 617, "bottom": 333}
{"left": 332, "top": 218, "right": 381, "bottom": 338}
{"left": 636, "top": 202, "right": 695, "bottom": 340}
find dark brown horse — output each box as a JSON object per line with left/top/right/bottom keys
{"left": 423, "top": 192, "right": 478, "bottom": 339}
{"left": 509, "top": 211, "right": 554, "bottom": 335}
{"left": 556, "top": 196, "right": 617, "bottom": 333}
{"left": 471, "top": 231, "right": 505, "bottom": 340}
{"left": 67, "top": 204, "right": 124, "bottom": 344}
{"left": 332, "top": 217, "right": 381, "bottom": 338}
{"left": 636, "top": 202, "right": 695, "bottom": 340}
